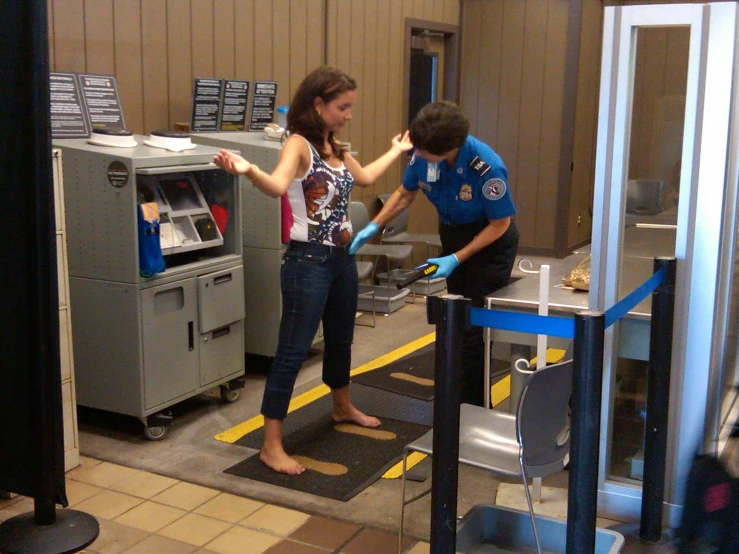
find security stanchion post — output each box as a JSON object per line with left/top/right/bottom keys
{"left": 426, "top": 294, "right": 470, "bottom": 554}
{"left": 640, "top": 257, "right": 676, "bottom": 542}
{"left": 566, "top": 310, "right": 605, "bottom": 554}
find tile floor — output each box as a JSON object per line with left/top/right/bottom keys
{"left": 0, "top": 457, "right": 427, "bottom": 554}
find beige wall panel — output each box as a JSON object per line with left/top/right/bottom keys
{"left": 478, "top": 0, "right": 504, "bottom": 147}
{"left": 290, "top": 0, "right": 308, "bottom": 94}
{"left": 253, "top": 0, "right": 273, "bottom": 79}
{"left": 141, "top": 0, "right": 170, "bottom": 133}
{"left": 514, "top": 0, "right": 549, "bottom": 246}
{"left": 306, "top": 0, "right": 324, "bottom": 72}
{"left": 234, "top": 0, "right": 256, "bottom": 81}
{"left": 374, "top": 0, "right": 391, "bottom": 190}
{"left": 113, "top": 0, "right": 144, "bottom": 133}
{"left": 360, "top": 0, "right": 378, "bottom": 202}
{"left": 495, "top": 0, "right": 525, "bottom": 212}
{"left": 534, "top": 0, "right": 567, "bottom": 248}
{"left": 166, "top": 0, "right": 192, "bottom": 126}
{"left": 444, "top": 0, "right": 458, "bottom": 24}
{"left": 432, "top": 0, "right": 444, "bottom": 21}
{"left": 52, "top": 0, "right": 85, "bottom": 73}
{"left": 348, "top": 0, "right": 365, "bottom": 180}
{"left": 84, "top": 0, "right": 114, "bottom": 75}
{"left": 460, "top": 1, "right": 483, "bottom": 133}
{"left": 191, "top": 0, "right": 215, "bottom": 79}
{"left": 384, "top": 0, "right": 404, "bottom": 195}
{"left": 272, "top": 0, "right": 291, "bottom": 109}
{"left": 214, "top": 0, "right": 236, "bottom": 78}
{"left": 568, "top": 0, "right": 603, "bottom": 247}
{"left": 326, "top": 1, "right": 338, "bottom": 67}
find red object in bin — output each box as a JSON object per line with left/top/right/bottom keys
{"left": 210, "top": 204, "right": 229, "bottom": 234}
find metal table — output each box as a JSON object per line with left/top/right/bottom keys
{"left": 484, "top": 253, "right": 657, "bottom": 408}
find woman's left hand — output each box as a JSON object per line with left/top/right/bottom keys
{"left": 391, "top": 131, "right": 413, "bottom": 153}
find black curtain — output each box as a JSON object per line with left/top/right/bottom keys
{"left": 0, "top": 0, "right": 68, "bottom": 506}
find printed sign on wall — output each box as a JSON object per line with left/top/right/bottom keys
{"left": 248, "top": 82, "right": 278, "bottom": 131}
{"left": 77, "top": 74, "right": 127, "bottom": 131}
{"left": 49, "top": 72, "right": 90, "bottom": 138}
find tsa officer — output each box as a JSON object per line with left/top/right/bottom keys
{"left": 350, "top": 101, "right": 519, "bottom": 407}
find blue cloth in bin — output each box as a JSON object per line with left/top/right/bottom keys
{"left": 137, "top": 204, "right": 166, "bottom": 278}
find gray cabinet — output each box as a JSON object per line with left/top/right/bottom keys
{"left": 141, "top": 278, "right": 199, "bottom": 410}
{"left": 54, "top": 136, "right": 247, "bottom": 440}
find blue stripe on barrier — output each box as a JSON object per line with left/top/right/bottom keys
{"left": 469, "top": 267, "right": 665, "bottom": 336}
{"left": 469, "top": 308, "right": 575, "bottom": 338}
{"left": 604, "top": 267, "right": 664, "bottom": 328}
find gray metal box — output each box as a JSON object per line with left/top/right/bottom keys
{"left": 55, "top": 137, "right": 246, "bottom": 433}
{"left": 53, "top": 136, "right": 242, "bottom": 284}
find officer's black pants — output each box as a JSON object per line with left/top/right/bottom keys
{"left": 439, "top": 220, "right": 519, "bottom": 407}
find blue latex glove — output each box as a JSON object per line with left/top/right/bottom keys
{"left": 349, "top": 222, "right": 380, "bottom": 255}
{"left": 427, "top": 254, "right": 460, "bottom": 278}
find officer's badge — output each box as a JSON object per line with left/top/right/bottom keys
{"left": 459, "top": 184, "right": 472, "bottom": 201}
{"left": 482, "top": 178, "right": 507, "bottom": 201}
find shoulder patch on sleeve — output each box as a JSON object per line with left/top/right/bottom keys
{"left": 469, "top": 156, "right": 492, "bottom": 177}
{"left": 482, "top": 178, "right": 507, "bottom": 201}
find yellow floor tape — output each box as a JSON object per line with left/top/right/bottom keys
{"left": 215, "top": 332, "right": 436, "bottom": 444}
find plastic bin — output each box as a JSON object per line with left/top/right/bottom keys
{"left": 455, "top": 504, "right": 624, "bottom": 554}
{"left": 357, "top": 284, "right": 409, "bottom": 314}
{"left": 376, "top": 269, "right": 446, "bottom": 296}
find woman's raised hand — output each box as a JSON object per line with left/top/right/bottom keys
{"left": 213, "top": 150, "right": 252, "bottom": 175}
{"left": 391, "top": 131, "right": 413, "bottom": 153}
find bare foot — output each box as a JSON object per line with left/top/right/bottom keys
{"left": 332, "top": 404, "right": 381, "bottom": 428}
{"left": 259, "top": 445, "right": 305, "bottom": 475}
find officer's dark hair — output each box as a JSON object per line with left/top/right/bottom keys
{"left": 287, "top": 66, "right": 357, "bottom": 161}
{"left": 409, "top": 101, "right": 469, "bottom": 155}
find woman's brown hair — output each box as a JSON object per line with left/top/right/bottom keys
{"left": 286, "top": 66, "right": 357, "bottom": 161}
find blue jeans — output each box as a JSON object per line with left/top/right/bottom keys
{"left": 261, "top": 240, "right": 359, "bottom": 420}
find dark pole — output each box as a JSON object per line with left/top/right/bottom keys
{"left": 426, "top": 294, "right": 469, "bottom": 554}
{"left": 640, "top": 257, "right": 676, "bottom": 542}
{"left": 0, "top": 1, "right": 99, "bottom": 551}
{"left": 566, "top": 310, "right": 605, "bottom": 554}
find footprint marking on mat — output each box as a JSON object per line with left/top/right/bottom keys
{"left": 334, "top": 423, "right": 397, "bottom": 440}
{"left": 389, "top": 372, "right": 434, "bottom": 387}
{"left": 292, "top": 456, "right": 348, "bottom": 476}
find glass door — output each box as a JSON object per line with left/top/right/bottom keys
{"left": 589, "top": 2, "right": 737, "bottom": 524}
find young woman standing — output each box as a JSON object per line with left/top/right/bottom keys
{"left": 213, "top": 66, "right": 412, "bottom": 474}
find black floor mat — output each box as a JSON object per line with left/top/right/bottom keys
{"left": 351, "top": 343, "right": 512, "bottom": 401}
{"left": 225, "top": 412, "right": 429, "bottom": 501}
{"left": 351, "top": 344, "right": 436, "bottom": 400}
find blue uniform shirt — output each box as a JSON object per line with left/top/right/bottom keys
{"left": 402, "top": 136, "right": 516, "bottom": 225}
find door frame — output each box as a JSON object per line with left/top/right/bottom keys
{"left": 402, "top": 18, "right": 459, "bottom": 131}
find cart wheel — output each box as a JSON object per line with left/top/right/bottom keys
{"left": 220, "top": 386, "right": 241, "bottom": 403}
{"left": 144, "top": 425, "right": 167, "bottom": 441}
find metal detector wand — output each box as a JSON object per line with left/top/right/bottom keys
{"left": 396, "top": 263, "right": 439, "bottom": 289}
